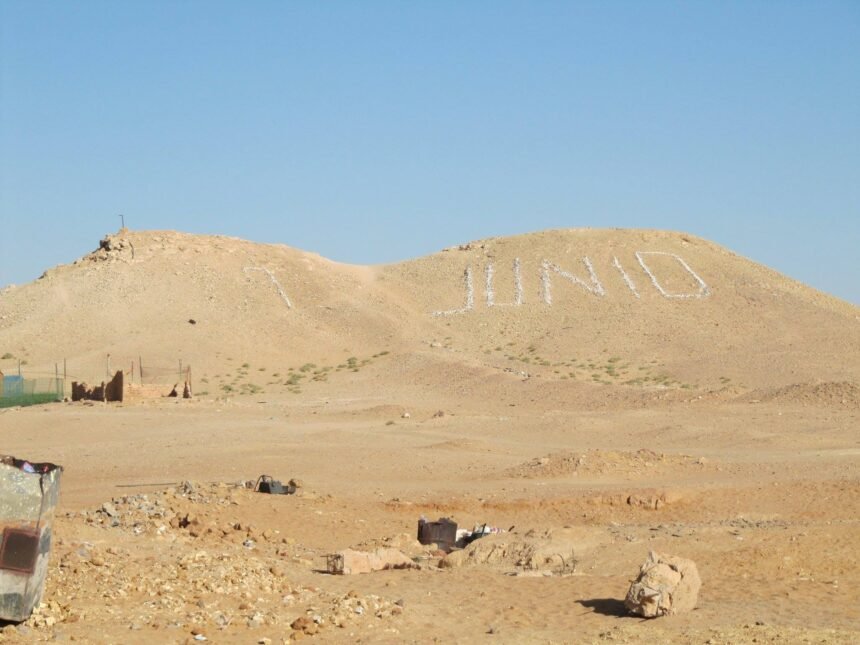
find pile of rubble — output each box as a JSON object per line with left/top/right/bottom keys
{"left": 3, "top": 481, "right": 404, "bottom": 642}
{"left": 509, "top": 448, "right": 706, "bottom": 479}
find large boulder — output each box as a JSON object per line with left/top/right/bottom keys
{"left": 625, "top": 551, "right": 701, "bottom": 617}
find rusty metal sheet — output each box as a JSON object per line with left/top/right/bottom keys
{"left": 0, "top": 456, "right": 62, "bottom": 622}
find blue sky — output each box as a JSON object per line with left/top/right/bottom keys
{"left": 1, "top": 1, "right": 858, "bottom": 303}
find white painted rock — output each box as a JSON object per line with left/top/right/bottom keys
{"left": 624, "top": 551, "right": 701, "bottom": 617}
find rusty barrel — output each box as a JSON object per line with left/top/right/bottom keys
{"left": 417, "top": 517, "right": 458, "bottom": 551}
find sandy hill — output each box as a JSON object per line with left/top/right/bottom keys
{"left": 0, "top": 228, "right": 857, "bottom": 407}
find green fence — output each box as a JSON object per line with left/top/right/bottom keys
{"left": 0, "top": 377, "right": 64, "bottom": 408}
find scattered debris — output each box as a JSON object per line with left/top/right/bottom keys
{"left": 457, "top": 523, "right": 508, "bottom": 548}
{"left": 625, "top": 550, "right": 701, "bottom": 617}
{"left": 254, "top": 475, "right": 296, "bottom": 496}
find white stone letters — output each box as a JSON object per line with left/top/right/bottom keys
{"left": 430, "top": 251, "right": 710, "bottom": 314}
{"left": 243, "top": 267, "right": 293, "bottom": 309}
{"left": 634, "top": 252, "right": 710, "bottom": 299}
{"left": 486, "top": 258, "right": 524, "bottom": 307}
{"left": 241, "top": 249, "right": 710, "bottom": 316}
{"left": 540, "top": 257, "right": 606, "bottom": 305}
{"left": 432, "top": 267, "right": 475, "bottom": 316}
{"left": 612, "top": 256, "right": 640, "bottom": 299}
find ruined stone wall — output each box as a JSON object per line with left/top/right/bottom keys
{"left": 72, "top": 371, "right": 122, "bottom": 402}
{"left": 72, "top": 371, "right": 189, "bottom": 403}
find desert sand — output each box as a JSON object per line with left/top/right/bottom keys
{"left": 0, "top": 228, "right": 858, "bottom": 643}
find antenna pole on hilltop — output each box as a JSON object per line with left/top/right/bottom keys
{"left": 119, "top": 214, "right": 125, "bottom": 229}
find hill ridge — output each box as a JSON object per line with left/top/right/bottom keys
{"left": 0, "top": 228, "right": 857, "bottom": 403}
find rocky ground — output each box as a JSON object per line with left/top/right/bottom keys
{"left": 1, "top": 394, "right": 858, "bottom": 644}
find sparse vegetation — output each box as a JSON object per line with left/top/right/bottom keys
{"left": 484, "top": 344, "right": 695, "bottom": 391}
{"left": 211, "top": 351, "right": 392, "bottom": 396}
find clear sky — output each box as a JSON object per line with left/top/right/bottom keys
{"left": 1, "top": 1, "right": 858, "bottom": 303}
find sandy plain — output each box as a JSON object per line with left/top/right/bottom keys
{"left": 0, "top": 229, "right": 858, "bottom": 643}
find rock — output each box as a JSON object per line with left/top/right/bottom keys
{"left": 269, "top": 564, "right": 287, "bottom": 577}
{"left": 438, "top": 549, "right": 468, "bottom": 569}
{"left": 401, "top": 412, "right": 410, "bottom": 419}
{"left": 102, "top": 502, "right": 119, "bottom": 517}
{"left": 291, "top": 617, "right": 312, "bottom": 631}
{"left": 384, "top": 533, "right": 426, "bottom": 555}
{"left": 439, "top": 529, "right": 579, "bottom": 575}
{"left": 290, "top": 616, "right": 318, "bottom": 634}
{"left": 326, "top": 548, "right": 418, "bottom": 574}
{"left": 625, "top": 551, "right": 701, "bottom": 617}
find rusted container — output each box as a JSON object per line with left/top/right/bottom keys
{"left": 0, "top": 455, "right": 63, "bottom": 622}
{"left": 417, "top": 517, "right": 458, "bottom": 551}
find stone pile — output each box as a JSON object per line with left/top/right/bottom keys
{"left": 6, "top": 481, "right": 404, "bottom": 642}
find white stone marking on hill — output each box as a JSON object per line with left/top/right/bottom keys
{"left": 486, "top": 258, "right": 524, "bottom": 307}
{"left": 612, "top": 256, "right": 640, "bottom": 298}
{"left": 540, "top": 258, "right": 605, "bottom": 305}
{"left": 243, "top": 267, "right": 293, "bottom": 308}
{"left": 635, "top": 252, "right": 711, "bottom": 298}
{"left": 433, "top": 267, "right": 474, "bottom": 316}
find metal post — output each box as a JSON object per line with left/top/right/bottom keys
{"left": 119, "top": 214, "right": 125, "bottom": 229}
